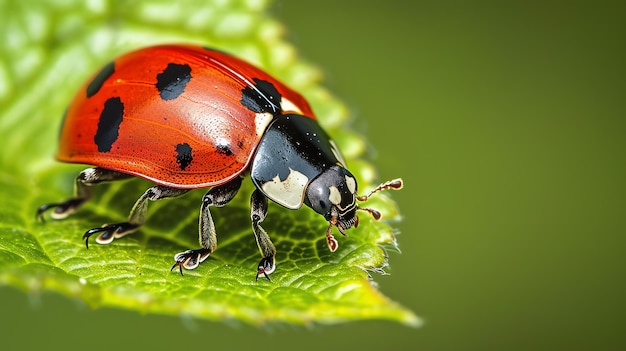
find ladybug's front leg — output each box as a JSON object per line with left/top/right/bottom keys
{"left": 171, "top": 176, "right": 242, "bottom": 275}
{"left": 251, "top": 189, "right": 276, "bottom": 281}
{"left": 83, "top": 185, "right": 189, "bottom": 247}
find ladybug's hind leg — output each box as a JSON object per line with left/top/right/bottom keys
{"left": 37, "top": 167, "right": 132, "bottom": 221}
{"left": 83, "top": 185, "right": 188, "bottom": 248}
{"left": 171, "top": 176, "right": 242, "bottom": 275}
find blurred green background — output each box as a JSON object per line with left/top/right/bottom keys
{"left": 2, "top": 0, "right": 625, "bottom": 350}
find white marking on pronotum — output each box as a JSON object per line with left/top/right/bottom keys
{"left": 254, "top": 112, "right": 273, "bottom": 136}
{"left": 328, "top": 186, "right": 342, "bottom": 205}
{"left": 280, "top": 97, "right": 303, "bottom": 114}
{"left": 261, "top": 168, "right": 309, "bottom": 209}
{"left": 345, "top": 175, "right": 357, "bottom": 194}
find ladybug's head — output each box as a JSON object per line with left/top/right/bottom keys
{"left": 304, "top": 165, "right": 403, "bottom": 252}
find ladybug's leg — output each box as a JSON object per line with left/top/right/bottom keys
{"left": 251, "top": 189, "right": 276, "bottom": 281}
{"left": 83, "top": 185, "right": 188, "bottom": 247}
{"left": 37, "top": 167, "right": 132, "bottom": 220}
{"left": 171, "top": 176, "right": 243, "bottom": 275}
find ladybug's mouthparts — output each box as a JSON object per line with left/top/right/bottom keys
{"left": 337, "top": 215, "right": 358, "bottom": 233}
{"left": 324, "top": 213, "right": 359, "bottom": 252}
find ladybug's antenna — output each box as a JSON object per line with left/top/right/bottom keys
{"left": 356, "top": 178, "right": 403, "bottom": 221}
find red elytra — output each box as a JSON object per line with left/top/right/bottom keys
{"left": 40, "top": 44, "right": 403, "bottom": 280}
{"left": 58, "top": 45, "right": 314, "bottom": 188}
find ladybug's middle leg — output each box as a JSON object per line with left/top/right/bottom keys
{"left": 83, "top": 185, "right": 188, "bottom": 248}
{"left": 171, "top": 176, "right": 243, "bottom": 275}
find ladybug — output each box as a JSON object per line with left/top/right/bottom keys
{"left": 37, "top": 45, "right": 403, "bottom": 280}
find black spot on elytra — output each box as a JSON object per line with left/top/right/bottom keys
{"left": 175, "top": 143, "right": 193, "bottom": 170}
{"left": 216, "top": 143, "right": 232, "bottom": 156}
{"left": 240, "top": 78, "right": 282, "bottom": 115}
{"left": 94, "top": 97, "right": 124, "bottom": 152}
{"left": 156, "top": 63, "right": 192, "bottom": 100}
{"left": 87, "top": 61, "right": 115, "bottom": 98}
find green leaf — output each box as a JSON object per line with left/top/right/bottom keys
{"left": 0, "top": 0, "right": 418, "bottom": 326}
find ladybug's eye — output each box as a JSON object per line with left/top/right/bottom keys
{"left": 318, "top": 200, "right": 329, "bottom": 211}
{"left": 303, "top": 182, "right": 331, "bottom": 216}
{"left": 304, "top": 166, "right": 357, "bottom": 218}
